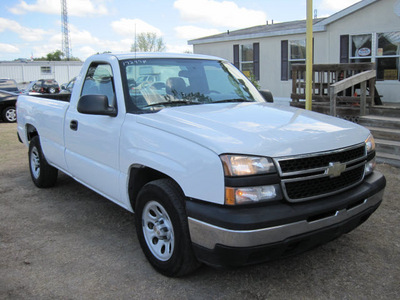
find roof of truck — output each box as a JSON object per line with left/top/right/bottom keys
{"left": 90, "top": 52, "right": 225, "bottom": 62}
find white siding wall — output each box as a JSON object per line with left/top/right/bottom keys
{"left": 0, "top": 62, "right": 83, "bottom": 86}
{"left": 194, "top": 42, "right": 235, "bottom": 62}
{"left": 54, "top": 65, "right": 83, "bottom": 85}
{"left": 193, "top": 0, "right": 400, "bottom": 103}
{"left": 0, "top": 65, "right": 24, "bottom": 83}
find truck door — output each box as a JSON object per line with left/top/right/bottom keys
{"left": 64, "top": 62, "right": 124, "bottom": 203}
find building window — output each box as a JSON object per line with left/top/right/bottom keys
{"left": 40, "top": 66, "right": 52, "bottom": 74}
{"left": 376, "top": 31, "right": 400, "bottom": 80}
{"left": 350, "top": 34, "right": 372, "bottom": 63}
{"left": 240, "top": 44, "right": 254, "bottom": 77}
{"left": 289, "top": 40, "right": 306, "bottom": 78}
{"left": 343, "top": 32, "right": 400, "bottom": 81}
{"left": 233, "top": 43, "right": 260, "bottom": 81}
{"left": 281, "top": 39, "right": 307, "bottom": 81}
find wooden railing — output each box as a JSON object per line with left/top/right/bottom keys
{"left": 329, "top": 70, "right": 376, "bottom": 116}
{"left": 290, "top": 63, "right": 377, "bottom": 120}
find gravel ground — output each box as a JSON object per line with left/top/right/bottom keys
{"left": 0, "top": 122, "right": 399, "bottom": 299}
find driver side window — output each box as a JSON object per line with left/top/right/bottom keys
{"left": 81, "top": 63, "right": 116, "bottom": 107}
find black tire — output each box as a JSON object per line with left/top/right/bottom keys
{"left": 29, "top": 136, "right": 58, "bottom": 188}
{"left": 135, "top": 179, "right": 200, "bottom": 277}
{"left": 2, "top": 106, "right": 17, "bottom": 123}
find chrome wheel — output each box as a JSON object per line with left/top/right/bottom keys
{"left": 135, "top": 179, "right": 200, "bottom": 276}
{"left": 142, "top": 200, "right": 174, "bottom": 261}
{"left": 30, "top": 146, "right": 41, "bottom": 179}
{"left": 5, "top": 108, "right": 16, "bottom": 122}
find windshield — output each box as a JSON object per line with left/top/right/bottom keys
{"left": 120, "top": 58, "right": 265, "bottom": 113}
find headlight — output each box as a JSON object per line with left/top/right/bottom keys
{"left": 365, "top": 134, "right": 376, "bottom": 175}
{"left": 365, "top": 134, "right": 375, "bottom": 153}
{"left": 220, "top": 155, "right": 276, "bottom": 176}
{"left": 220, "top": 155, "right": 280, "bottom": 205}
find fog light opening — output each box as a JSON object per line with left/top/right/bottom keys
{"left": 225, "top": 184, "right": 281, "bottom": 205}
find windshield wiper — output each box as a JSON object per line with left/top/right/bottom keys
{"left": 212, "top": 99, "right": 253, "bottom": 103}
{"left": 143, "top": 100, "right": 202, "bottom": 108}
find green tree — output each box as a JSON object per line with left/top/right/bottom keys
{"left": 33, "top": 50, "right": 81, "bottom": 61}
{"left": 248, "top": 72, "right": 260, "bottom": 90}
{"left": 131, "top": 32, "right": 166, "bottom": 52}
{"left": 46, "top": 50, "right": 64, "bottom": 61}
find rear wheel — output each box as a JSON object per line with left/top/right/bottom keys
{"left": 2, "top": 106, "right": 16, "bottom": 123}
{"left": 29, "top": 136, "right": 58, "bottom": 188}
{"left": 135, "top": 179, "right": 200, "bottom": 277}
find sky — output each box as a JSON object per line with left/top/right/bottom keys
{"left": 0, "top": 0, "right": 361, "bottom": 61}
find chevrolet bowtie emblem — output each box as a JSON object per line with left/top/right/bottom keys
{"left": 326, "top": 162, "right": 346, "bottom": 178}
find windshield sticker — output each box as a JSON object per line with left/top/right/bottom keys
{"left": 122, "top": 60, "right": 147, "bottom": 66}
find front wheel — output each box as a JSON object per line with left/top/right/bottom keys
{"left": 29, "top": 136, "right": 58, "bottom": 188}
{"left": 2, "top": 106, "right": 16, "bottom": 123}
{"left": 135, "top": 179, "right": 200, "bottom": 277}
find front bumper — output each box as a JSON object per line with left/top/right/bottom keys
{"left": 186, "top": 171, "right": 385, "bottom": 267}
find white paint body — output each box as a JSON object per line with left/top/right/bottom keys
{"left": 16, "top": 53, "right": 371, "bottom": 211}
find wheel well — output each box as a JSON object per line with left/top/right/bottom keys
{"left": 128, "top": 166, "right": 182, "bottom": 211}
{"left": 26, "top": 124, "right": 38, "bottom": 142}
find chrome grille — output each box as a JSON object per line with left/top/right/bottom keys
{"left": 278, "top": 145, "right": 366, "bottom": 174}
{"left": 275, "top": 144, "right": 367, "bottom": 202}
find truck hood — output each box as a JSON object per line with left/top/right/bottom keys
{"left": 137, "top": 102, "right": 370, "bottom": 157}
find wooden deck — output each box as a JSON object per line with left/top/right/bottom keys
{"left": 289, "top": 63, "right": 400, "bottom": 166}
{"left": 290, "top": 63, "right": 379, "bottom": 122}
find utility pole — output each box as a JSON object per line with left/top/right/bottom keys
{"left": 305, "top": 0, "right": 313, "bottom": 111}
{"left": 61, "top": 0, "right": 71, "bottom": 60}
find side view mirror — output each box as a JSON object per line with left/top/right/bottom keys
{"left": 77, "top": 94, "right": 117, "bottom": 117}
{"left": 259, "top": 89, "right": 274, "bottom": 103}
{"left": 60, "top": 84, "right": 66, "bottom": 90}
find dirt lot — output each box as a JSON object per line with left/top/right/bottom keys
{"left": 0, "top": 122, "right": 399, "bottom": 299}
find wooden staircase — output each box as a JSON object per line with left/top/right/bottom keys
{"left": 288, "top": 62, "right": 399, "bottom": 167}
{"left": 358, "top": 104, "right": 400, "bottom": 167}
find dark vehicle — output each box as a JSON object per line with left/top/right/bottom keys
{"left": 26, "top": 79, "right": 60, "bottom": 94}
{"left": 0, "top": 79, "right": 19, "bottom": 92}
{"left": 0, "top": 79, "right": 19, "bottom": 122}
{"left": 60, "top": 77, "right": 76, "bottom": 94}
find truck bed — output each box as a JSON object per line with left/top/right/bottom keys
{"left": 17, "top": 94, "right": 70, "bottom": 171}
{"left": 31, "top": 93, "right": 71, "bottom": 102}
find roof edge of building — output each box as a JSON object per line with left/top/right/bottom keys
{"left": 188, "top": 0, "right": 379, "bottom": 45}
{"left": 188, "top": 25, "right": 327, "bottom": 45}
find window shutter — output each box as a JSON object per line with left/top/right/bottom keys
{"left": 253, "top": 42, "right": 260, "bottom": 81}
{"left": 313, "top": 38, "right": 315, "bottom": 63}
{"left": 281, "top": 40, "right": 288, "bottom": 81}
{"left": 233, "top": 45, "right": 239, "bottom": 69}
{"left": 340, "top": 35, "right": 349, "bottom": 63}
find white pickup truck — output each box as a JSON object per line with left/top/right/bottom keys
{"left": 17, "top": 53, "right": 386, "bottom": 277}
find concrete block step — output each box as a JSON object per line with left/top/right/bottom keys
{"left": 375, "top": 139, "right": 400, "bottom": 156}
{"left": 369, "top": 105, "right": 400, "bottom": 118}
{"left": 359, "top": 115, "right": 400, "bottom": 129}
{"left": 376, "top": 152, "right": 400, "bottom": 168}
{"left": 367, "top": 126, "right": 400, "bottom": 142}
